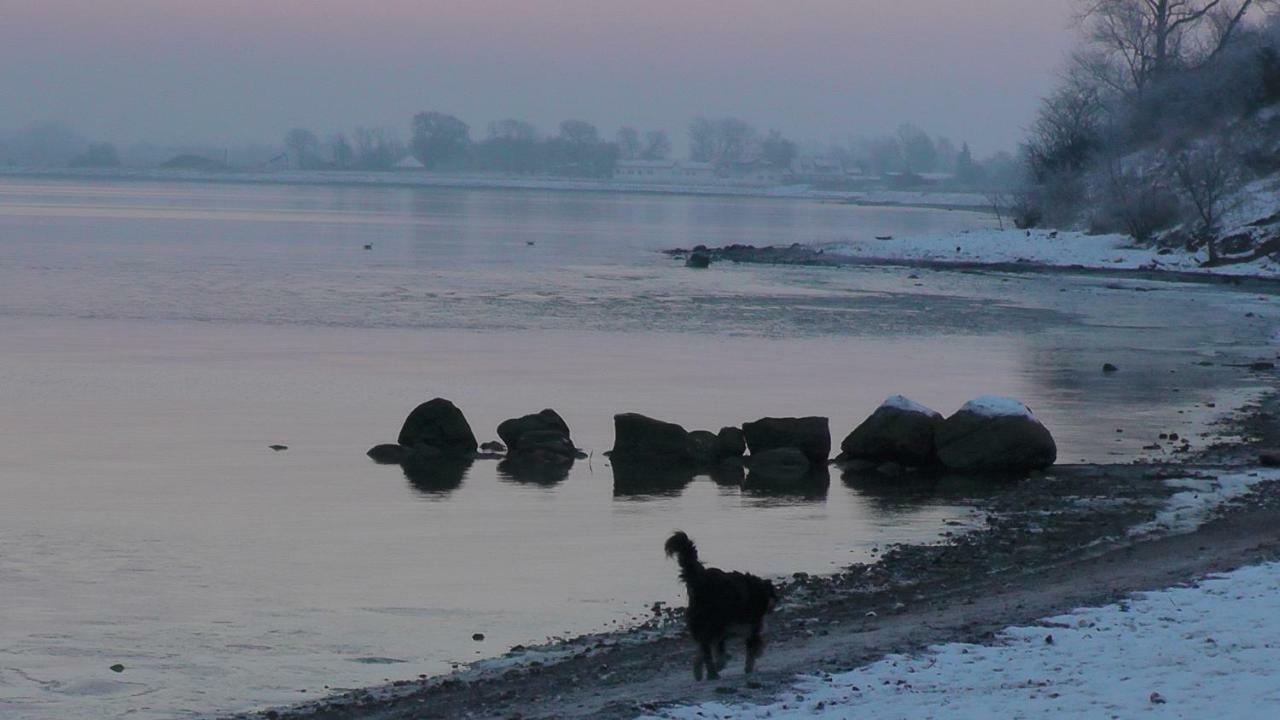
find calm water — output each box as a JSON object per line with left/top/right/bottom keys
{"left": 0, "top": 179, "right": 1275, "bottom": 719}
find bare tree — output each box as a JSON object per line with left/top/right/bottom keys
{"left": 284, "top": 128, "right": 320, "bottom": 169}
{"left": 641, "top": 130, "right": 671, "bottom": 160}
{"left": 1172, "top": 139, "right": 1243, "bottom": 263}
{"left": 687, "top": 117, "right": 757, "bottom": 168}
{"left": 615, "top": 126, "right": 642, "bottom": 160}
{"left": 985, "top": 189, "right": 1009, "bottom": 230}
{"left": 1078, "top": 1, "right": 1275, "bottom": 93}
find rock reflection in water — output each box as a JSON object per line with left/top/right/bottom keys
{"left": 741, "top": 465, "right": 831, "bottom": 500}
{"left": 402, "top": 456, "right": 474, "bottom": 497}
{"left": 610, "top": 461, "right": 695, "bottom": 498}
{"left": 497, "top": 456, "right": 574, "bottom": 486}
{"left": 841, "top": 465, "right": 1006, "bottom": 513}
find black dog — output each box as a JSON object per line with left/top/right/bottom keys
{"left": 664, "top": 531, "right": 778, "bottom": 680}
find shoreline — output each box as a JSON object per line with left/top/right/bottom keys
{"left": 0, "top": 168, "right": 991, "bottom": 212}
{"left": 224, "top": 388, "right": 1280, "bottom": 720}
{"left": 666, "top": 243, "right": 1280, "bottom": 287}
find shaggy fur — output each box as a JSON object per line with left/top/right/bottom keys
{"left": 664, "top": 531, "right": 778, "bottom": 680}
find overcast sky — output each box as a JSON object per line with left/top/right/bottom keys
{"left": 1, "top": 0, "right": 1080, "bottom": 155}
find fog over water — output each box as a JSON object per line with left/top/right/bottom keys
{"left": 1, "top": 0, "right": 1076, "bottom": 153}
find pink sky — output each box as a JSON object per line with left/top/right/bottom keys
{"left": 1, "top": 0, "right": 1079, "bottom": 154}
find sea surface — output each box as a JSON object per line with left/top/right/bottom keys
{"left": 0, "top": 178, "right": 1275, "bottom": 719}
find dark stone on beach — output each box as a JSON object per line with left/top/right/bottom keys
{"left": 397, "top": 398, "right": 478, "bottom": 456}
{"left": 1251, "top": 362, "right": 1276, "bottom": 371}
{"left": 935, "top": 402, "right": 1057, "bottom": 473}
{"left": 1103, "top": 363, "right": 1119, "bottom": 373}
{"left": 742, "top": 416, "right": 831, "bottom": 465}
{"left": 716, "top": 426, "right": 747, "bottom": 458}
{"left": 268, "top": 444, "right": 288, "bottom": 451}
{"left": 109, "top": 664, "right": 125, "bottom": 673}
{"left": 367, "top": 443, "right": 413, "bottom": 465}
{"left": 838, "top": 398, "right": 942, "bottom": 467}
{"left": 610, "top": 413, "right": 694, "bottom": 465}
{"left": 480, "top": 440, "right": 506, "bottom": 453}
{"left": 688, "top": 430, "right": 720, "bottom": 465}
{"left": 497, "top": 409, "right": 573, "bottom": 452}
{"left": 685, "top": 251, "right": 712, "bottom": 269}
{"left": 472, "top": 633, "right": 485, "bottom": 642}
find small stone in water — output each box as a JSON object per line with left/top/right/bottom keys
{"left": 472, "top": 633, "right": 485, "bottom": 642}
{"left": 109, "top": 664, "right": 125, "bottom": 673}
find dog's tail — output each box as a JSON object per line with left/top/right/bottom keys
{"left": 664, "top": 531, "right": 702, "bottom": 580}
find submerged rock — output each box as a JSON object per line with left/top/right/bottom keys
{"left": 935, "top": 396, "right": 1057, "bottom": 473}
{"left": 742, "top": 416, "right": 831, "bottom": 465}
{"left": 480, "top": 440, "right": 507, "bottom": 453}
{"left": 367, "top": 443, "right": 413, "bottom": 465}
{"left": 838, "top": 395, "right": 942, "bottom": 468}
{"left": 397, "top": 398, "right": 478, "bottom": 456}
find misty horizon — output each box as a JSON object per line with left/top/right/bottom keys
{"left": 2, "top": 0, "right": 1080, "bottom": 156}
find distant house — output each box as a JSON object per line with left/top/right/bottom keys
{"left": 394, "top": 155, "right": 426, "bottom": 171}
{"left": 791, "top": 156, "right": 844, "bottom": 181}
{"left": 614, "top": 159, "right": 717, "bottom": 184}
{"left": 726, "top": 159, "right": 785, "bottom": 186}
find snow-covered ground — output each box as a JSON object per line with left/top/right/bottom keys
{"left": 1130, "top": 470, "right": 1280, "bottom": 537}
{"left": 648, "top": 560, "right": 1280, "bottom": 720}
{"left": 829, "top": 228, "right": 1280, "bottom": 277}
{"left": 828, "top": 175, "right": 1280, "bottom": 278}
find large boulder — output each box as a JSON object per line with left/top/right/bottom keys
{"left": 511, "top": 429, "right": 579, "bottom": 459}
{"left": 610, "top": 413, "right": 694, "bottom": 465}
{"left": 716, "top": 426, "right": 747, "bottom": 458}
{"left": 497, "top": 409, "right": 573, "bottom": 452}
{"left": 688, "top": 430, "right": 721, "bottom": 465}
{"left": 742, "top": 416, "right": 831, "bottom": 465}
{"left": 839, "top": 395, "right": 943, "bottom": 467}
{"left": 397, "top": 398, "right": 477, "bottom": 456}
{"left": 935, "top": 396, "right": 1057, "bottom": 473}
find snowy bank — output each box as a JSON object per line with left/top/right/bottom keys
{"left": 1130, "top": 469, "right": 1280, "bottom": 537}
{"left": 828, "top": 226, "right": 1280, "bottom": 278}
{"left": 649, "top": 560, "right": 1280, "bottom": 720}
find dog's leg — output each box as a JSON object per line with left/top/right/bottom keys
{"left": 714, "top": 637, "right": 729, "bottom": 672}
{"left": 699, "top": 639, "right": 719, "bottom": 680}
{"left": 693, "top": 649, "right": 704, "bottom": 681}
{"left": 744, "top": 623, "right": 764, "bottom": 674}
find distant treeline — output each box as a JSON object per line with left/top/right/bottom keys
{"left": 2, "top": 113, "right": 1018, "bottom": 188}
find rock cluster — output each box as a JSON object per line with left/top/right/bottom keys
{"left": 368, "top": 393, "right": 1057, "bottom": 497}
{"left": 836, "top": 395, "right": 1057, "bottom": 476}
